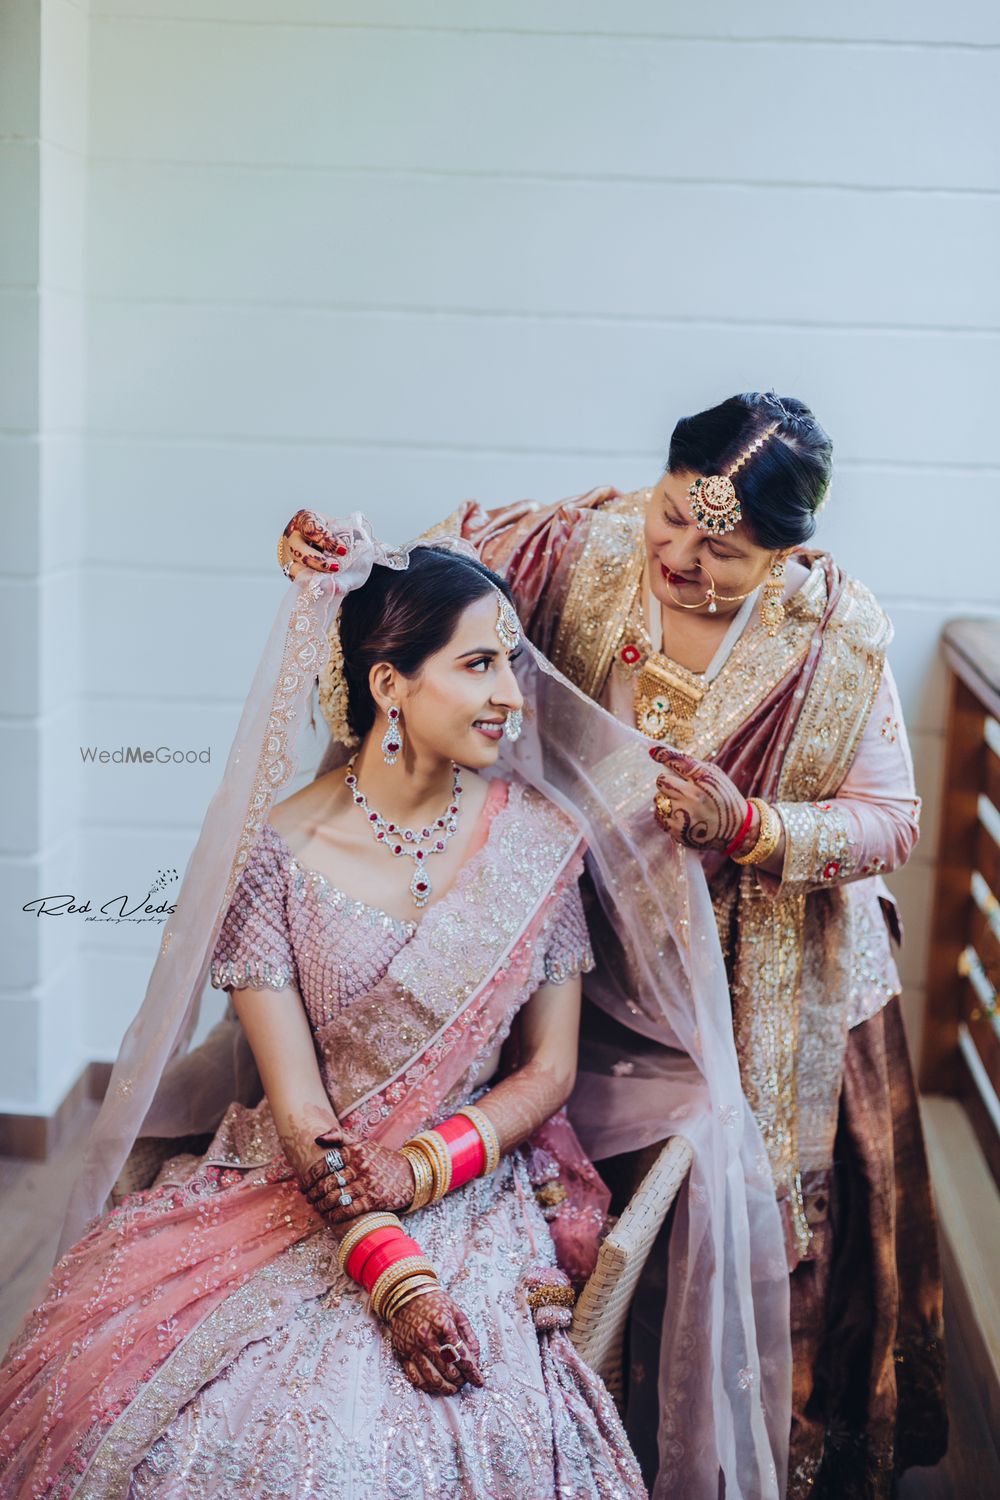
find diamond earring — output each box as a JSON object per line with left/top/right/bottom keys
{"left": 381, "top": 706, "right": 403, "bottom": 765}
{"left": 505, "top": 708, "right": 523, "bottom": 742}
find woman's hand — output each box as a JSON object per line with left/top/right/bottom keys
{"left": 649, "top": 746, "right": 751, "bottom": 854}
{"left": 281, "top": 510, "right": 346, "bottom": 578}
{"left": 300, "top": 1133, "right": 416, "bottom": 1223}
{"left": 389, "top": 1288, "right": 484, "bottom": 1396}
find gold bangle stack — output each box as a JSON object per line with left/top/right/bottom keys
{"left": 335, "top": 1211, "right": 402, "bottom": 1274}
{"left": 400, "top": 1144, "right": 436, "bottom": 1211}
{"left": 277, "top": 534, "right": 289, "bottom": 572}
{"left": 402, "top": 1130, "right": 452, "bottom": 1206}
{"left": 731, "top": 798, "right": 783, "bottom": 867}
{"left": 370, "top": 1254, "right": 438, "bottom": 1320}
{"left": 381, "top": 1274, "right": 440, "bottom": 1322}
{"left": 458, "top": 1105, "right": 501, "bottom": 1175}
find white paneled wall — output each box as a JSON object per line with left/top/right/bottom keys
{"left": 2, "top": 1, "right": 998, "bottom": 1112}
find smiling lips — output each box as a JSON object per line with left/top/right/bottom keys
{"left": 473, "top": 718, "right": 504, "bottom": 741}
{"left": 661, "top": 563, "right": 698, "bottom": 586}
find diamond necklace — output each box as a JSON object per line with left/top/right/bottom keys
{"left": 344, "top": 758, "right": 464, "bottom": 909}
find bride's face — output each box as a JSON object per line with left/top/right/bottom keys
{"left": 394, "top": 592, "right": 524, "bottom": 769}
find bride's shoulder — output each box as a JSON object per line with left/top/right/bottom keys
{"left": 268, "top": 769, "right": 345, "bottom": 843}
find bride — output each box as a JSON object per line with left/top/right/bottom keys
{"left": 0, "top": 533, "right": 644, "bottom": 1498}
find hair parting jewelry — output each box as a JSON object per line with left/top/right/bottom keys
{"left": 688, "top": 420, "right": 781, "bottom": 535}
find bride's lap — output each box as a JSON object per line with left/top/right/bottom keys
{"left": 128, "top": 1156, "right": 580, "bottom": 1500}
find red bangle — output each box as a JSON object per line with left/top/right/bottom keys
{"left": 436, "top": 1114, "right": 486, "bottom": 1189}
{"left": 344, "top": 1226, "right": 405, "bottom": 1284}
{"left": 725, "top": 801, "right": 755, "bottom": 858}
{"left": 359, "top": 1235, "right": 424, "bottom": 1293}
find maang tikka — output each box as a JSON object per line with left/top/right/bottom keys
{"left": 689, "top": 421, "right": 780, "bottom": 535}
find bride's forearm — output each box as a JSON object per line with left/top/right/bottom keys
{"left": 474, "top": 1057, "right": 574, "bottom": 1158}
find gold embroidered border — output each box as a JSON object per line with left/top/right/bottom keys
{"left": 550, "top": 506, "right": 646, "bottom": 700}
{"left": 226, "top": 576, "right": 333, "bottom": 906}
{"left": 73, "top": 1236, "right": 335, "bottom": 1499}
{"left": 729, "top": 571, "right": 891, "bottom": 1257}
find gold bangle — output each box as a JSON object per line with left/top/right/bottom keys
{"left": 457, "top": 1105, "right": 501, "bottom": 1176}
{"left": 407, "top": 1130, "right": 452, "bottom": 1202}
{"left": 336, "top": 1212, "right": 403, "bottom": 1274}
{"left": 277, "top": 534, "right": 289, "bottom": 573}
{"left": 400, "top": 1144, "right": 436, "bottom": 1212}
{"left": 382, "top": 1275, "right": 440, "bottom": 1321}
{"left": 731, "top": 798, "right": 782, "bottom": 867}
{"left": 370, "top": 1255, "right": 437, "bottom": 1320}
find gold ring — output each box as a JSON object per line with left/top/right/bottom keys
{"left": 655, "top": 792, "right": 673, "bottom": 820}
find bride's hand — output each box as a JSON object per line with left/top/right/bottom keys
{"left": 280, "top": 509, "right": 346, "bottom": 579}
{"left": 301, "top": 1134, "right": 417, "bottom": 1222}
{"left": 389, "top": 1288, "right": 484, "bottom": 1396}
{"left": 649, "top": 745, "right": 751, "bottom": 854}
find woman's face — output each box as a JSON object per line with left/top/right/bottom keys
{"left": 645, "top": 471, "right": 780, "bottom": 617}
{"left": 391, "top": 592, "right": 524, "bottom": 769}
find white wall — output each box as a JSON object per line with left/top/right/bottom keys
{"left": 2, "top": 1, "right": 998, "bottom": 1111}
{"left": 0, "top": 0, "right": 89, "bottom": 1111}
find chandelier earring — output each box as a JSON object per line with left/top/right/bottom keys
{"left": 760, "top": 557, "right": 787, "bottom": 637}
{"left": 381, "top": 705, "right": 403, "bottom": 766}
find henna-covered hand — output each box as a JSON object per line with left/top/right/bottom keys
{"left": 300, "top": 1130, "right": 416, "bottom": 1224}
{"left": 648, "top": 746, "right": 750, "bottom": 854}
{"left": 389, "top": 1288, "right": 484, "bottom": 1396}
{"left": 281, "top": 509, "right": 347, "bottom": 579}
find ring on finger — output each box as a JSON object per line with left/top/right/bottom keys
{"left": 324, "top": 1149, "right": 344, "bottom": 1173}
{"left": 655, "top": 792, "right": 673, "bottom": 820}
{"left": 438, "top": 1343, "right": 461, "bottom": 1365}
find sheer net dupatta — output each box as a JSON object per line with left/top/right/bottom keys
{"left": 57, "top": 516, "right": 405, "bottom": 1257}
{"left": 504, "top": 645, "right": 791, "bottom": 1500}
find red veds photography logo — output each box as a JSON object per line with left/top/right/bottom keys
{"left": 80, "top": 745, "right": 211, "bottom": 765}
{"left": 22, "top": 867, "right": 180, "bottom": 924}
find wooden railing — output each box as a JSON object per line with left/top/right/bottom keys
{"left": 920, "top": 619, "right": 1000, "bottom": 1187}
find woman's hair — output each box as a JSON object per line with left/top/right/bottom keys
{"left": 338, "top": 546, "right": 514, "bottom": 738}
{"left": 667, "top": 392, "right": 832, "bottom": 549}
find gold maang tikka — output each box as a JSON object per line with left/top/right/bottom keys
{"left": 494, "top": 590, "right": 521, "bottom": 651}
{"left": 688, "top": 421, "right": 780, "bottom": 535}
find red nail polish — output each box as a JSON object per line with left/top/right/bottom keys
{"left": 328, "top": 560, "right": 339, "bottom": 572}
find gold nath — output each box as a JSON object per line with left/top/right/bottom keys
{"left": 688, "top": 421, "right": 780, "bottom": 535}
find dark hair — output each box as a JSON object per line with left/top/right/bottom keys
{"left": 667, "top": 392, "right": 832, "bottom": 549}
{"left": 338, "top": 546, "right": 514, "bottom": 738}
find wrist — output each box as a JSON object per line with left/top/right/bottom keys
{"left": 725, "top": 800, "right": 757, "bottom": 858}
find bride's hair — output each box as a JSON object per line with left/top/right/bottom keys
{"left": 338, "top": 546, "right": 515, "bottom": 739}
{"left": 667, "top": 391, "right": 833, "bottom": 549}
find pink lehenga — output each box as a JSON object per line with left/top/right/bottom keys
{"left": 0, "top": 783, "right": 643, "bottom": 1498}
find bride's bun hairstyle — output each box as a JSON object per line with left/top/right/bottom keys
{"left": 339, "top": 547, "right": 514, "bottom": 739}
{"left": 667, "top": 392, "right": 833, "bottom": 550}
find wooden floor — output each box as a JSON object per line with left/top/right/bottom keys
{"left": 1, "top": 1111, "right": 998, "bottom": 1496}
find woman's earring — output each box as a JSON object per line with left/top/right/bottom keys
{"left": 381, "top": 706, "right": 403, "bottom": 765}
{"left": 760, "top": 558, "right": 786, "bottom": 637}
{"left": 505, "top": 708, "right": 523, "bottom": 742}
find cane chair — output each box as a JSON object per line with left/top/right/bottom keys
{"left": 569, "top": 1135, "right": 693, "bottom": 1404}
